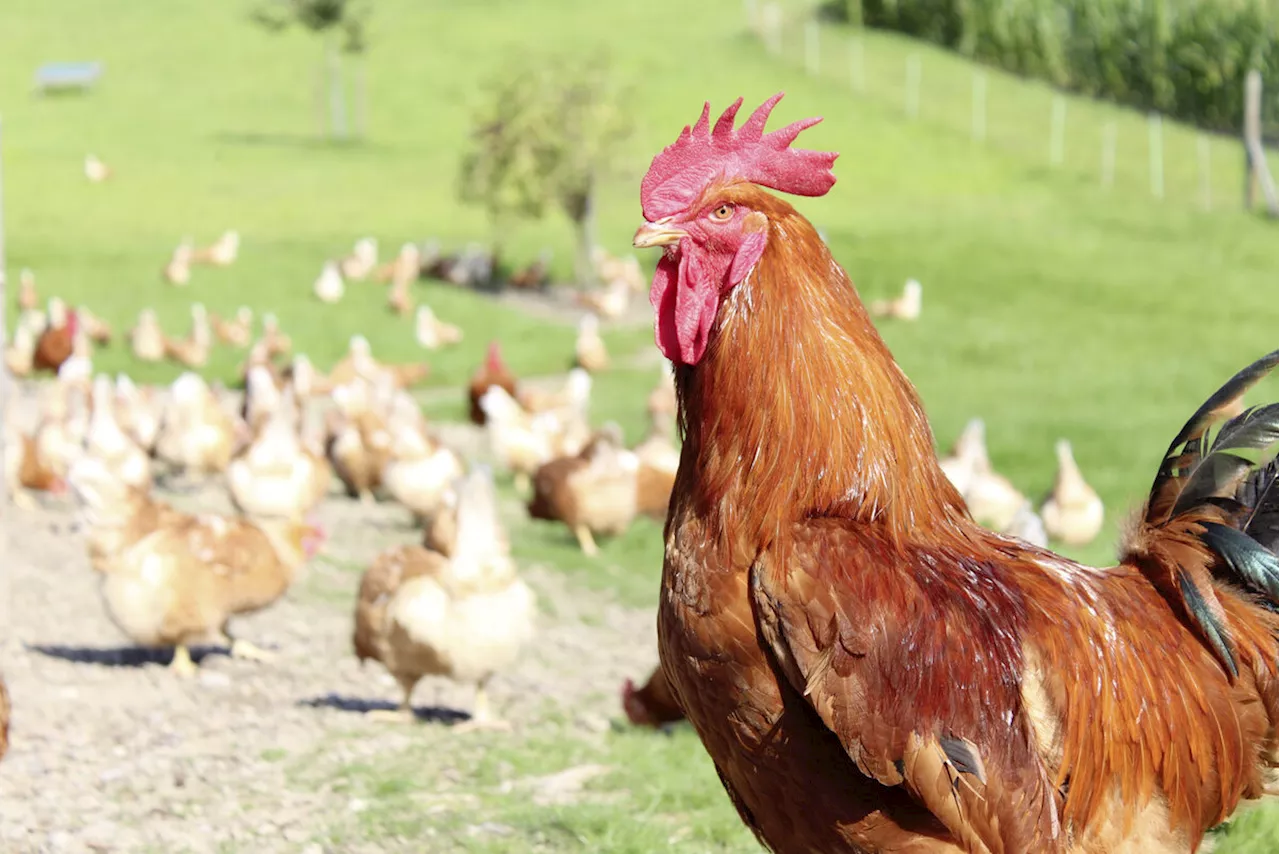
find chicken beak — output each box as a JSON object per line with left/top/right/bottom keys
{"left": 633, "top": 218, "right": 686, "bottom": 249}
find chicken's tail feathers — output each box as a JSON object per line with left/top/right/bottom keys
{"left": 1121, "top": 350, "right": 1278, "bottom": 677}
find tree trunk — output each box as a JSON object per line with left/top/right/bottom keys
{"left": 326, "top": 36, "right": 348, "bottom": 140}
{"left": 570, "top": 176, "right": 598, "bottom": 288}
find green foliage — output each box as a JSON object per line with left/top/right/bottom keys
{"left": 826, "top": 0, "right": 1279, "bottom": 135}
{"left": 251, "top": 0, "right": 372, "bottom": 53}
{"left": 458, "top": 53, "right": 634, "bottom": 277}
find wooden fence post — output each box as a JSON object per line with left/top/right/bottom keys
{"left": 1243, "top": 69, "right": 1279, "bottom": 216}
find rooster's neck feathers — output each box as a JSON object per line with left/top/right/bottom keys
{"left": 674, "top": 191, "right": 966, "bottom": 552}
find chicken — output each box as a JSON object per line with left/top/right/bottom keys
{"left": 33, "top": 386, "right": 83, "bottom": 481}
{"left": 17, "top": 268, "right": 38, "bottom": 312}
{"left": 154, "top": 372, "right": 240, "bottom": 476}
{"left": 387, "top": 277, "right": 413, "bottom": 316}
{"left": 32, "top": 298, "right": 78, "bottom": 375}
{"left": 373, "top": 242, "right": 421, "bottom": 285}
{"left": 115, "top": 375, "right": 162, "bottom": 454}
{"left": 1040, "top": 439, "right": 1105, "bottom": 546}
{"left": 339, "top": 237, "right": 378, "bottom": 281}
{"left": 633, "top": 419, "right": 680, "bottom": 519}
{"left": 630, "top": 94, "right": 1278, "bottom": 854}
{"left": 480, "top": 383, "right": 588, "bottom": 493}
{"left": 314, "top": 261, "right": 345, "bottom": 304}
{"left": 191, "top": 229, "right": 240, "bottom": 267}
{"left": 467, "top": 341, "right": 518, "bottom": 426}
{"left": 869, "top": 278, "right": 923, "bottom": 321}
{"left": 56, "top": 327, "right": 94, "bottom": 395}
{"left": 527, "top": 424, "right": 639, "bottom": 555}
{"left": 414, "top": 305, "right": 463, "bottom": 350}
{"left": 163, "top": 239, "right": 193, "bottom": 285}
{"left": 591, "top": 246, "right": 646, "bottom": 294}
{"left": 78, "top": 306, "right": 113, "bottom": 346}
{"left": 163, "top": 303, "right": 211, "bottom": 369}
{"left": 573, "top": 313, "right": 609, "bottom": 373}
{"left": 84, "top": 153, "right": 112, "bottom": 183}
{"left": 129, "top": 309, "right": 166, "bottom": 362}
{"left": 5, "top": 422, "right": 67, "bottom": 510}
{"left": 575, "top": 278, "right": 631, "bottom": 320}
{"left": 939, "top": 417, "right": 1029, "bottom": 532}
{"left": 646, "top": 360, "right": 677, "bottom": 428}
{"left": 380, "top": 416, "right": 464, "bottom": 524}
{"left": 260, "top": 313, "right": 292, "bottom": 360}
{"left": 353, "top": 466, "right": 536, "bottom": 727}
{"left": 211, "top": 306, "right": 254, "bottom": 347}
{"left": 507, "top": 249, "right": 552, "bottom": 290}
{"left": 5, "top": 324, "right": 35, "bottom": 377}
{"left": 621, "top": 663, "right": 685, "bottom": 728}
{"left": 85, "top": 374, "right": 152, "bottom": 490}
{"left": 326, "top": 383, "right": 392, "bottom": 503}
{"left": 241, "top": 364, "right": 283, "bottom": 436}
{"left": 69, "top": 456, "right": 324, "bottom": 677}
{"left": 228, "top": 389, "right": 329, "bottom": 520}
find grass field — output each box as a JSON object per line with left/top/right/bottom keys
{"left": 2, "top": 0, "right": 1277, "bottom": 850}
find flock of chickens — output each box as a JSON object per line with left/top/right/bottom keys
{"left": 0, "top": 227, "right": 687, "bottom": 745}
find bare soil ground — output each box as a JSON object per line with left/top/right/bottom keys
{"left": 0, "top": 391, "right": 662, "bottom": 854}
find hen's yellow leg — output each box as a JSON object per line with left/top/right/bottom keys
{"left": 169, "top": 644, "right": 197, "bottom": 678}
{"left": 573, "top": 524, "right": 599, "bottom": 557}
{"left": 366, "top": 683, "right": 417, "bottom": 724}
{"left": 229, "top": 638, "right": 275, "bottom": 662}
{"left": 454, "top": 681, "right": 512, "bottom": 733}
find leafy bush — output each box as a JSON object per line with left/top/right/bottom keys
{"left": 825, "top": 0, "right": 1278, "bottom": 135}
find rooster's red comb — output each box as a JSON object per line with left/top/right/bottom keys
{"left": 640, "top": 92, "right": 838, "bottom": 222}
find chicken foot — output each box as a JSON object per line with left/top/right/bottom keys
{"left": 229, "top": 638, "right": 275, "bottom": 662}
{"left": 574, "top": 524, "right": 599, "bottom": 557}
{"left": 453, "top": 679, "right": 512, "bottom": 733}
{"left": 169, "top": 644, "right": 197, "bottom": 678}
{"left": 365, "top": 682, "right": 417, "bottom": 724}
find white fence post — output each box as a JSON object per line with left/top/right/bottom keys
{"left": 971, "top": 71, "right": 986, "bottom": 143}
{"left": 1049, "top": 96, "right": 1066, "bottom": 166}
{"left": 905, "top": 54, "right": 921, "bottom": 119}
{"left": 1148, "top": 113, "right": 1164, "bottom": 200}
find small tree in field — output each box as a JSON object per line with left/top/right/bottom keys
{"left": 251, "top": 0, "right": 372, "bottom": 140}
{"left": 458, "top": 54, "right": 633, "bottom": 286}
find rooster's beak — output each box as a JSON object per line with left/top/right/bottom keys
{"left": 633, "top": 218, "right": 686, "bottom": 249}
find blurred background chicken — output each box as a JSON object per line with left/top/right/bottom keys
{"left": 154, "top": 373, "right": 239, "bottom": 479}
{"left": 1040, "top": 438, "right": 1105, "bottom": 545}
{"left": 191, "top": 229, "right": 240, "bottom": 267}
{"left": 163, "top": 303, "right": 211, "bottom": 368}
{"left": 467, "top": 342, "right": 518, "bottom": 426}
{"left": 84, "top": 153, "right": 112, "bottom": 183}
{"left": 228, "top": 389, "right": 329, "bottom": 520}
{"left": 129, "top": 309, "right": 167, "bottom": 362}
{"left": 84, "top": 374, "right": 152, "bottom": 491}
{"left": 527, "top": 424, "right": 639, "bottom": 555}
{"left": 17, "top": 268, "right": 38, "bottom": 312}
{"left": 414, "top": 305, "right": 463, "bottom": 350}
{"left": 868, "top": 277, "right": 923, "bottom": 321}
{"left": 77, "top": 306, "right": 113, "bottom": 346}
{"left": 380, "top": 409, "right": 464, "bottom": 525}
{"left": 938, "top": 417, "right": 1030, "bottom": 532}
{"left": 573, "top": 314, "right": 608, "bottom": 373}
{"left": 353, "top": 466, "right": 535, "bottom": 728}
{"left": 506, "top": 248, "right": 552, "bottom": 291}
{"left": 314, "top": 261, "right": 345, "bottom": 304}
{"left": 163, "top": 239, "right": 193, "bottom": 285}
{"left": 339, "top": 237, "right": 378, "bottom": 280}
{"left": 211, "top": 306, "right": 254, "bottom": 347}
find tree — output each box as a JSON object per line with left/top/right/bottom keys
{"left": 251, "top": 0, "right": 372, "bottom": 140}
{"left": 458, "top": 53, "right": 634, "bottom": 286}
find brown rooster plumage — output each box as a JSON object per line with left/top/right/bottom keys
{"left": 631, "top": 93, "right": 1278, "bottom": 854}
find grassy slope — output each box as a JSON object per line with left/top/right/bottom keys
{"left": 2, "top": 0, "right": 1276, "bottom": 851}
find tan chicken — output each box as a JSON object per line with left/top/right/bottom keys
{"left": 339, "top": 237, "right": 378, "bottom": 281}
{"left": 114, "top": 375, "right": 162, "bottom": 454}
{"left": 241, "top": 364, "right": 283, "bottom": 436}
{"left": 163, "top": 239, "right": 193, "bottom": 286}
{"left": 938, "top": 417, "right": 1027, "bottom": 532}
{"left": 591, "top": 246, "right": 645, "bottom": 294}
{"left": 191, "top": 229, "right": 240, "bottom": 267}
{"left": 5, "top": 324, "right": 35, "bottom": 377}
{"left": 326, "top": 383, "right": 392, "bottom": 503}
{"left": 163, "top": 303, "right": 211, "bottom": 369}
{"left": 228, "top": 390, "right": 329, "bottom": 520}
{"left": 868, "top": 277, "right": 923, "bottom": 321}
{"left": 69, "top": 456, "right": 323, "bottom": 677}
{"left": 468, "top": 342, "right": 518, "bottom": 426}
{"left": 154, "top": 372, "right": 240, "bottom": 477}
{"left": 328, "top": 336, "right": 428, "bottom": 390}
{"left": 414, "top": 305, "right": 463, "bottom": 350}
{"left": 85, "top": 375, "right": 152, "bottom": 491}
{"left": 314, "top": 261, "right": 345, "bottom": 304}
{"left": 56, "top": 327, "right": 95, "bottom": 396}
{"left": 646, "top": 360, "right": 677, "bottom": 428}
{"left": 574, "top": 314, "right": 609, "bottom": 373}
{"left": 372, "top": 242, "right": 421, "bottom": 285}
{"left": 353, "top": 466, "right": 536, "bottom": 727}
{"left": 575, "top": 279, "right": 631, "bottom": 320}
{"left": 211, "top": 306, "right": 254, "bottom": 347}
{"left": 17, "top": 268, "right": 38, "bottom": 312}
{"left": 5, "top": 421, "right": 68, "bottom": 509}
{"left": 78, "top": 306, "right": 113, "bottom": 346}
{"left": 33, "top": 386, "right": 83, "bottom": 481}
{"left": 479, "top": 384, "right": 583, "bottom": 492}
{"left": 260, "top": 313, "right": 292, "bottom": 360}
{"left": 129, "top": 309, "right": 166, "bottom": 363}
{"left": 84, "top": 153, "right": 112, "bottom": 183}
{"left": 1040, "top": 438, "right": 1105, "bottom": 546}
{"left": 633, "top": 419, "right": 680, "bottom": 519}
{"left": 527, "top": 424, "right": 640, "bottom": 555}
{"left": 381, "top": 416, "right": 464, "bottom": 524}
{"left": 285, "top": 353, "right": 330, "bottom": 401}
{"left": 387, "top": 277, "right": 413, "bottom": 316}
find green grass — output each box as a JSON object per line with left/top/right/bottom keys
{"left": 2, "top": 0, "right": 1276, "bottom": 850}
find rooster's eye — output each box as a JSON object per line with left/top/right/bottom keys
{"left": 709, "top": 204, "right": 734, "bottom": 222}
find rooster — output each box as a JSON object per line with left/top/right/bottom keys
{"left": 467, "top": 342, "right": 518, "bottom": 426}
{"left": 32, "top": 298, "right": 78, "bottom": 375}
{"left": 630, "top": 93, "right": 1278, "bottom": 854}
